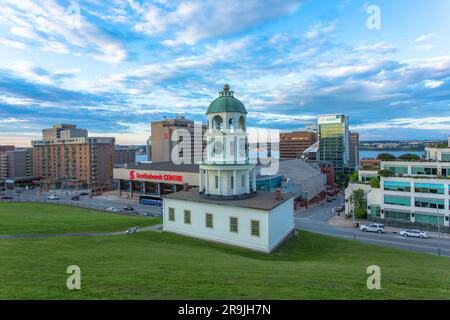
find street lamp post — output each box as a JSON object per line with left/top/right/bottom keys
{"left": 437, "top": 207, "right": 441, "bottom": 256}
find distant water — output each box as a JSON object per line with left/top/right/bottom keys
{"left": 136, "top": 150, "right": 425, "bottom": 163}
{"left": 359, "top": 150, "right": 425, "bottom": 159}
{"left": 136, "top": 154, "right": 148, "bottom": 163}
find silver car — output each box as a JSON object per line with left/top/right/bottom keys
{"left": 399, "top": 229, "right": 429, "bottom": 239}
{"left": 360, "top": 223, "right": 385, "bottom": 234}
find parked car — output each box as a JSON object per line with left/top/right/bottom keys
{"left": 399, "top": 229, "right": 429, "bottom": 239}
{"left": 1, "top": 195, "right": 14, "bottom": 200}
{"left": 79, "top": 192, "right": 89, "bottom": 196}
{"left": 123, "top": 205, "right": 134, "bottom": 211}
{"left": 71, "top": 195, "right": 80, "bottom": 201}
{"left": 336, "top": 206, "right": 345, "bottom": 213}
{"left": 106, "top": 207, "right": 120, "bottom": 212}
{"left": 14, "top": 189, "right": 22, "bottom": 193}
{"left": 47, "top": 194, "right": 60, "bottom": 200}
{"left": 360, "top": 223, "right": 385, "bottom": 234}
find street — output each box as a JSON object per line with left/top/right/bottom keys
{"left": 3, "top": 189, "right": 163, "bottom": 217}
{"left": 296, "top": 196, "right": 450, "bottom": 257}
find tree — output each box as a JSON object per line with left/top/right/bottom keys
{"left": 377, "top": 153, "right": 396, "bottom": 161}
{"left": 369, "top": 177, "right": 380, "bottom": 188}
{"left": 350, "top": 189, "right": 366, "bottom": 219}
{"left": 349, "top": 172, "right": 359, "bottom": 183}
{"left": 398, "top": 153, "right": 421, "bottom": 161}
{"left": 354, "top": 207, "right": 367, "bottom": 219}
{"left": 379, "top": 169, "right": 394, "bottom": 177}
{"left": 336, "top": 173, "right": 350, "bottom": 189}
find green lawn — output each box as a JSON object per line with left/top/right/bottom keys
{"left": 0, "top": 203, "right": 449, "bottom": 299}
{"left": 0, "top": 230, "right": 449, "bottom": 299}
{"left": 0, "top": 203, "right": 161, "bottom": 234}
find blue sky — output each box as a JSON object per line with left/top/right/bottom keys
{"left": 0, "top": 0, "right": 450, "bottom": 146}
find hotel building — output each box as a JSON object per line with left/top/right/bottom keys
{"left": 32, "top": 124, "right": 115, "bottom": 189}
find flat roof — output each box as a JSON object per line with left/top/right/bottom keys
{"left": 125, "top": 162, "right": 199, "bottom": 173}
{"left": 162, "top": 188, "right": 294, "bottom": 211}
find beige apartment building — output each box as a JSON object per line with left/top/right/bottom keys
{"left": 280, "top": 131, "right": 318, "bottom": 159}
{"left": 32, "top": 124, "right": 115, "bottom": 188}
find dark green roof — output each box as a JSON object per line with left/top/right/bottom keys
{"left": 206, "top": 85, "right": 248, "bottom": 115}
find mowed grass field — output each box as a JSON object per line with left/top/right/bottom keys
{"left": 0, "top": 203, "right": 449, "bottom": 299}
{"left": 0, "top": 203, "right": 161, "bottom": 234}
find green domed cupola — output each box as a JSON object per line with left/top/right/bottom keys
{"left": 206, "top": 84, "right": 248, "bottom": 115}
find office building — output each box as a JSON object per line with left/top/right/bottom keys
{"left": 349, "top": 132, "right": 359, "bottom": 168}
{"left": 151, "top": 116, "right": 206, "bottom": 164}
{"left": 279, "top": 131, "right": 318, "bottom": 159}
{"left": 32, "top": 124, "right": 115, "bottom": 189}
{"left": 346, "top": 160, "right": 450, "bottom": 230}
{"left": 163, "top": 85, "right": 295, "bottom": 253}
{"left": 317, "top": 114, "right": 349, "bottom": 173}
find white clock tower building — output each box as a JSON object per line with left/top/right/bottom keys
{"left": 199, "top": 84, "right": 257, "bottom": 199}
{"left": 162, "top": 85, "right": 295, "bottom": 253}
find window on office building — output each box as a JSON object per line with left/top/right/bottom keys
{"left": 241, "top": 175, "right": 245, "bottom": 188}
{"left": 231, "top": 176, "right": 235, "bottom": 190}
{"left": 229, "top": 217, "right": 238, "bottom": 233}
{"left": 205, "top": 213, "right": 213, "bottom": 229}
{"left": 184, "top": 210, "right": 191, "bottom": 224}
{"left": 251, "top": 220, "right": 260, "bottom": 237}
{"left": 168, "top": 208, "right": 175, "bottom": 221}
{"left": 215, "top": 176, "right": 219, "bottom": 189}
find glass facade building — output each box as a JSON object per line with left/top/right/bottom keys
{"left": 317, "top": 114, "right": 349, "bottom": 173}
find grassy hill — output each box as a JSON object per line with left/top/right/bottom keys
{"left": 0, "top": 203, "right": 160, "bottom": 234}
{"left": 0, "top": 203, "right": 449, "bottom": 299}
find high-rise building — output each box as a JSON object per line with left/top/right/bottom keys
{"left": 279, "top": 131, "right": 318, "bottom": 159}
{"left": 349, "top": 132, "right": 359, "bottom": 169}
{"left": 0, "top": 146, "right": 33, "bottom": 180}
{"left": 115, "top": 146, "right": 136, "bottom": 166}
{"left": 151, "top": 116, "right": 206, "bottom": 164}
{"left": 317, "top": 114, "right": 349, "bottom": 173}
{"left": 32, "top": 124, "right": 115, "bottom": 188}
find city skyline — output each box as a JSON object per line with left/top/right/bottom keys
{"left": 1, "top": 0, "right": 450, "bottom": 147}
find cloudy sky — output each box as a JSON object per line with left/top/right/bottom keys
{"left": 1, "top": 0, "right": 450, "bottom": 146}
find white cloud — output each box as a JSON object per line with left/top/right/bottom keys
{"left": 415, "top": 33, "right": 438, "bottom": 42}
{"left": 1, "top": 0, "right": 127, "bottom": 63}
{"left": 133, "top": 0, "right": 301, "bottom": 45}
{"left": 0, "top": 117, "right": 29, "bottom": 123}
{"left": 354, "top": 42, "right": 396, "bottom": 53}
{"left": 351, "top": 116, "right": 450, "bottom": 131}
{"left": 424, "top": 80, "right": 444, "bottom": 89}
{"left": 0, "top": 38, "right": 27, "bottom": 49}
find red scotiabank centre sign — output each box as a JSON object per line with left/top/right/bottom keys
{"left": 129, "top": 170, "right": 183, "bottom": 183}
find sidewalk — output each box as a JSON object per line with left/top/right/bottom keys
{"left": 329, "top": 213, "right": 450, "bottom": 239}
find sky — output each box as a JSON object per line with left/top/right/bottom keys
{"left": 0, "top": 0, "right": 450, "bottom": 146}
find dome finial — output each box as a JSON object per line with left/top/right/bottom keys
{"left": 223, "top": 84, "right": 230, "bottom": 92}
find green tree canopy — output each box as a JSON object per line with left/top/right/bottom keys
{"left": 369, "top": 177, "right": 380, "bottom": 188}
{"left": 398, "top": 153, "right": 421, "bottom": 161}
{"left": 377, "top": 153, "right": 396, "bottom": 161}
{"left": 349, "top": 172, "right": 359, "bottom": 183}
